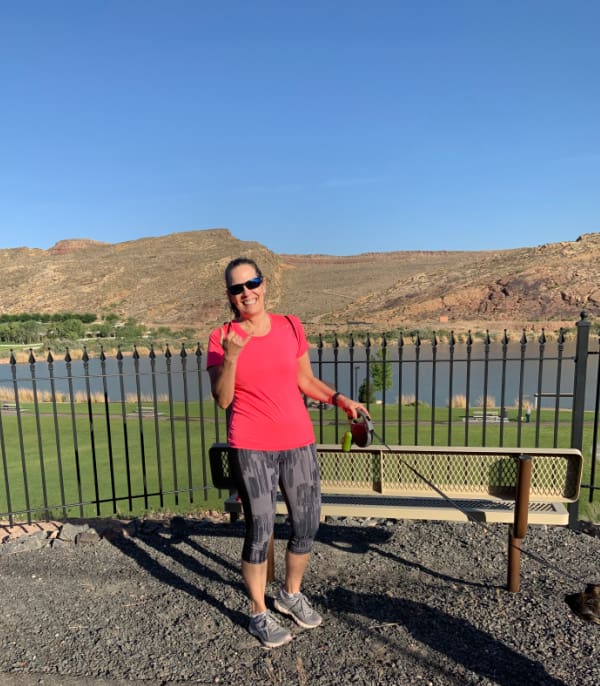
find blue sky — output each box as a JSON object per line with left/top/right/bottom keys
{"left": 1, "top": 1, "right": 599, "bottom": 256}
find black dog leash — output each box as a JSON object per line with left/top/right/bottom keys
{"left": 345, "top": 409, "right": 592, "bottom": 586}
{"left": 372, "top": 426, "right": 589, "bottom": 585}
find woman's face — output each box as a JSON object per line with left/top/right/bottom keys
{"left": 227, "top": 263, "right": 266, "bottom": 318}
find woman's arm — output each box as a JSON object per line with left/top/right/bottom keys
{"left": 296, "top": 352, "right": 369, "bottom": 419}
{"left": 208, "top": 359, "right": 237, "bottom": 409}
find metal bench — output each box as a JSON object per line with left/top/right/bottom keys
{"left": 463, "top": 412, "right": 505, "bottom": 423}
{"left": 209, "top": 443, "right": 583, "bottom": 592}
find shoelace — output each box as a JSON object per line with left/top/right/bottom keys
{"left": 256, "top": 611, "right": 280, "bottom": 630}
{"left": 287, "top": 593, "right": 313, "bottom": 615}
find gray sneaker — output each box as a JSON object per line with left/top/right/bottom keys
{"left": 274, "top": 590, "right": 322, "bottom": 629}
{"left": 248, "top": 611, "right": 293, "bottom": 648}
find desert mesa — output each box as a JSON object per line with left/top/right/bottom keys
{"left": 1, "top": 228, "right": 599, "bottom": 341}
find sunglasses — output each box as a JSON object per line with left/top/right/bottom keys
{"left": 227, "top": 276, "right": 263, "bottom": 296}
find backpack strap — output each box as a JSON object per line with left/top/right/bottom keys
{"left": 285, "top": 314, "right": 299, "bottom": 342}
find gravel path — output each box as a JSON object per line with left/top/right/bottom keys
{"left": 1, "top": 515, "right": 599, "bottom": 686}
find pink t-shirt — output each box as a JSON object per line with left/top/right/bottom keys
{"left": 206, "top": 313, "right": 315, "bottom": 450}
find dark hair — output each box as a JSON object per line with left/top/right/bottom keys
{"left": 224, "top": 257, "right": 263, "bottom": 317}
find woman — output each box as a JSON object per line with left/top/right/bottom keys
{"left": 206, "top": 256, "right": 368, "bottom": 648}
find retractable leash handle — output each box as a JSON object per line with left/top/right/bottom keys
{"left": 342, "top": 408, "right": 374, "bottom": 450}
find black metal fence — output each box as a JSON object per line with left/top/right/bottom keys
{"left": 1, "top": 314, "right": 599, "bottom": 525}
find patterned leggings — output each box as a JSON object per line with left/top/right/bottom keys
{"left": 230, "top": 444, "right": 321, "bottom": 564}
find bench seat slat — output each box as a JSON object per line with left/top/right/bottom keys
{"left": 223, "top": 494, "right": 569, "bottom": 525}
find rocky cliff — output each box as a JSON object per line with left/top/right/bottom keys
{"left": 1, "top": 229, "right": 598, "bottom": 339}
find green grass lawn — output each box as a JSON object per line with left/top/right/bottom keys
{"left": 1, "top": 401, "right": 598, "bottom": 522}
{"left": 0, "top": 401, "right": 225, "bottom": 521}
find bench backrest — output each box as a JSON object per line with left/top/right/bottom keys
{"left": 209, "top": 443, "right": 583, "bottom": 503}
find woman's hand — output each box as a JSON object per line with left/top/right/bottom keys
{"left": 333, "top": 393, "right": 370, "bottom": 420}
{"left": 221, "top": 327, "right": 251, "bottom": 361}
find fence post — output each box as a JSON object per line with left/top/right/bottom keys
{"left": 570, "top": 311, "right": 591, "bottom": 525}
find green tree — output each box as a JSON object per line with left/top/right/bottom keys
{"left": 8, "top": 322, "right": 27, "bottom": 344}
{"left": 104, "top": 312, "right": 120, "bottom": 326}
{"left": 95, "top": 323, "right": 115, "bottom": 338}
{"left": 119, "top": 317, "right": 144, "bottom": 340}
{"left": 22, "top": 320, "right": 43, "bottom": 344}
{"left": 370, "top": 349, "right": 392, "bottom": 394}
{"left": 55, "top": 318, "right": 85, "bottom": 340}
{"left": 358, "top": 379, "right": 375, "bottom": 404}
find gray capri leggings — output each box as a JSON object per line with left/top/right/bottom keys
{"left": 230, "top": 443, "right": 321, "bottom": 564}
